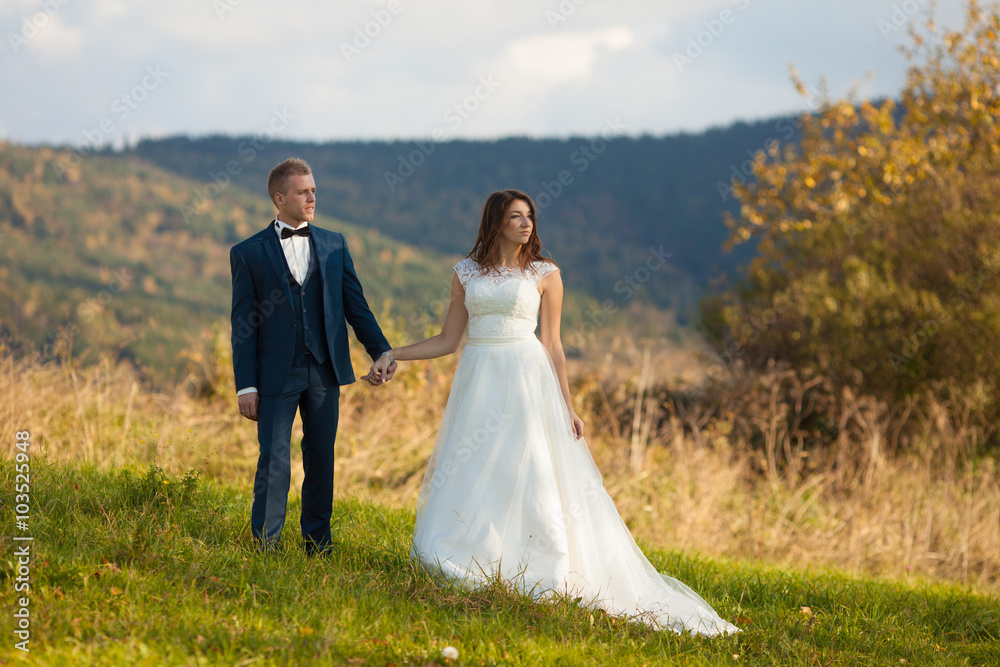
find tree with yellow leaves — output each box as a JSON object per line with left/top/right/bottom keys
{"left": 702, "top": 1, "right": 1000, "bottom": 425}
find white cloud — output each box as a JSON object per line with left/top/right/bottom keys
{"left": 1, "top": 0, "right": 85, "bottom": 62}
{"left": 93, "top": 0, "right": 132, "bottom": 20}
{"left": 27, "top": 14, "right": 86, "bottom": 63}
{"left": 498, "top": 26, "right": 635, "bottom": 89}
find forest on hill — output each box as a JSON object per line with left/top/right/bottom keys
{"left": 0, "top": 111, "right": 797, "bottom": 382}
{"left": 121, "top": 114, "right": 789, "bottom": 321}
{"left": 0, "top": 143, "right": 471, "bottom": 385}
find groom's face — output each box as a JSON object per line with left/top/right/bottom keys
{"left": 276, "top": 173, "right": 317, "bottom": 226}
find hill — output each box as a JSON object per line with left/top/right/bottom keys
{"left": 0, "top": 143, "right": 471, "bottom": 384}
{"left": 121, "top": 116, "right": 791, "bottom": 322}
{"left": 4, "top": 457, "right": 997, "bottom": 665}
{"left": 0, "top": 113, "right": 802, "bottom": 383}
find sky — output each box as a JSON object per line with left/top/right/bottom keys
{"left": 0, "top": 0, "right": 968, "bottom": 148}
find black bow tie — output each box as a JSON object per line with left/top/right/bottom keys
{"left": 280, "top": 225, "right": 310, "bottom": 239}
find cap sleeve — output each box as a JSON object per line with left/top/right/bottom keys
{"left": 531, "top": 260, "right": 560, "bottom": 285}
{"left": 453, "top": 257, "right": 478, "bottom": 287}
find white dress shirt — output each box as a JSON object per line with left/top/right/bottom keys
{"left": 273, "top": 218, "right": 312, "bottom": 285}
{"left": 236, "top": 219, "right": 312, "bottom": 397}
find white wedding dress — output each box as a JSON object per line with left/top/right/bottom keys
{"left": 410, "top": 258, "right": 739, "bottom": 636}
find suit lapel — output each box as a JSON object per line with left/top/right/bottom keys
{"left": 262, "top": 220, "right": 295, "bottom": 310}
{"left": 313, "top": 228, "right": 332, "bottom": 296}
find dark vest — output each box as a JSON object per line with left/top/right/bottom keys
{"left": 280, "top": 240, "right": 330, "bottom": 366}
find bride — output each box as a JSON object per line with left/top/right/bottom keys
{"left": 366, "top": 189, "right": 739, "bottom": 636}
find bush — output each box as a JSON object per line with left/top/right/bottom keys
{"left": 703, "top": 1, "right": 1000, "bottom": 444}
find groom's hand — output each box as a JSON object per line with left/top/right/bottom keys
{"left": 365, "top": 355, "right": 397, "bottom": 385}
{"left": 238, "top": 392, "right": 259, "bottom": 421}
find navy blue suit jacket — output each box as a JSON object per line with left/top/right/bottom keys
{"left": 230, "top": 221, "right": 390, "bottom": 395}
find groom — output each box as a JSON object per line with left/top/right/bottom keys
{"left": 230, "top": 157, "right": 396, "bottom": 554}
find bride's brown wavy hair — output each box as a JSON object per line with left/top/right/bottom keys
{"left": 467, "top": 189, "right": 555, "bottom": 273}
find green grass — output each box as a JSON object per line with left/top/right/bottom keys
{"left": 1, "top": 460, "right": 998, "bottom": 666}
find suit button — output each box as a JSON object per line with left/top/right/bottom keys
{"left": 304, "top": 325, "right": 309, "bottom": 329}
{"left": 300, "top": 289, "right": 305, "bottom": 295}
{"left": 302, "top": 308, "right": 307, "bottom": 312}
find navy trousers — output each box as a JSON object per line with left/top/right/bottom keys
{"left": 252, "top": 353, "right": 340, "bottom": 552}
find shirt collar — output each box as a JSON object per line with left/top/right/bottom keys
{"left": 274, "top": 218, "right": 310, "bottom": 234}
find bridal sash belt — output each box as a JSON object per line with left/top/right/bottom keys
{"left": 465, "top": 335, "right": 538, "bottom": 346}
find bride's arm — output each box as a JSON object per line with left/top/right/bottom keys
{"left": 539, "top": 271, "right": 585, "bottom": 439}
{"left": 370, "top": 273, "right": 468, "bottom": 381}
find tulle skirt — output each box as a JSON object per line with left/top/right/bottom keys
{"left": 410, "top": 335, "right": 739, "bottom": 636}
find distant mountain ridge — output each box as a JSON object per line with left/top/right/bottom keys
{"left": 121, "top": 114, "right": 796, "bottom": 323}
{"left": 0, "top": 113, "right": 803, "bottom": 382}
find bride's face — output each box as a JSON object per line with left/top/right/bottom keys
{"left": 501, "top": 199, "right": 533, "bottom": 248}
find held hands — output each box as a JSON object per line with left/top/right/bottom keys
{"left": 362, "top": 351, "right": 397, "bottom": 386}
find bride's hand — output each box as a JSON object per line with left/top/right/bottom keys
{"left": 570, "top": 412, "right": 585, "bottom": 440}
{"left": 363, "top": 353, "right": 397, "bottom": 386}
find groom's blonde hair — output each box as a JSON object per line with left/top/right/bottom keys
{"left": 268, "top": 157, "right": 312, "bottom": 203}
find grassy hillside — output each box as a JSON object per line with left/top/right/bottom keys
{"left": 1, "top": 459, "right": 997, "bottom": 665}
{"left": 0, "top": 142, "right": 605, "bottom": 385}
{"left": 2, "top": 311, "right": 998, "bottom": 663}
{"left": 5, "top": 328, "right": 1000, "bottom": 590}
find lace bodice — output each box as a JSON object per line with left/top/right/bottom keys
{"left": 454, "top": 257, "right": 560, "bottom": 338}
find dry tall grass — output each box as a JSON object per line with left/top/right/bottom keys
{"left": 4, "top": 325, "right": 998, "bottom": 595}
